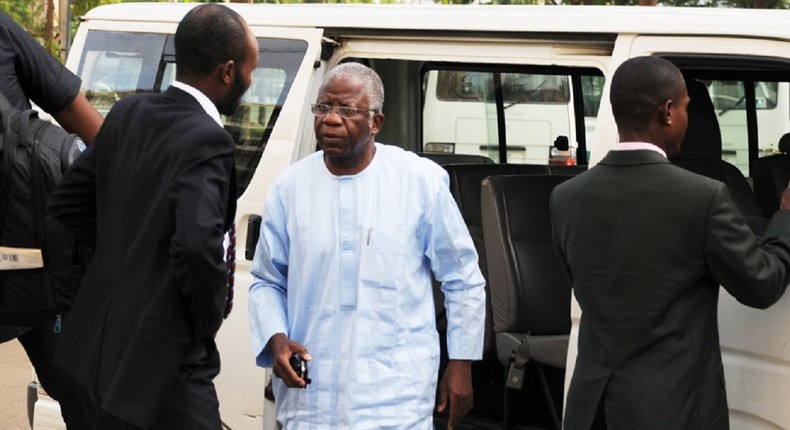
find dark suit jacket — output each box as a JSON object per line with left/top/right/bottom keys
{"left": 48, "top": 86, "right": 235, "bottom": 428}
{"left": 550, "top": 150, "right": 790, "bottom": 430}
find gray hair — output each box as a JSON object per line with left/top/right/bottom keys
{"left": 322, "top": 62, "right": 384, "bottom": 112}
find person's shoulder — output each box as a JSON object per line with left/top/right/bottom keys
{"left": 663, "top": 162, "right": 724, "bottom": 192}
{"left": 277, "top": 151, "right": 324, "bottom": 183}
{"left": 0, "top": 12, "right": 27, "bottom": 37}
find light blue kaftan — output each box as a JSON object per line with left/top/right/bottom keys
{"left": 249, "top": 143, "right": 486, "bottom": 429}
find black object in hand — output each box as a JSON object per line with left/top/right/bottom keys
{"left": 289, "top": 354, "right": 311, "bottom": 386}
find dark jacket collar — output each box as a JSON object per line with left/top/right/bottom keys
{"left": 162, "top": 85, "right": 203, "bottom": 109}
{"left": 598, "top": 149, "right": 670, "bottom": 167}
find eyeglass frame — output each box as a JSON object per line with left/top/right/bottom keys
{"left": 310, "top": 103, "right": 379, "bottom": 119}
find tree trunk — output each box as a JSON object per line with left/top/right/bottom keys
{"left": 45, "top": 0, "right": 57, "bottom": 57}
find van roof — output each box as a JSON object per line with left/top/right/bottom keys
{"left": 83, "top": 3, "right": 790, "bottom": 41}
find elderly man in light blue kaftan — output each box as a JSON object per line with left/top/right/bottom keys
{"left": 249, "top": 63, "right": 486, "bottom": 430}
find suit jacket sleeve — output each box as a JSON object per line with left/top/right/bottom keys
{"left": 48, "top": 141, "right": 97, "bottom": 247}
{"left": 706, "top": 183, "right": 790, "bottom": 308}
{"left": 169, "top": 126, "right": 235, "bottom": 340}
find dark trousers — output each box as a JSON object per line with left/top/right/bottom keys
{"left": 591, "top": 392, "right": 608, "bottom": 430}
{"left": 92, "top": 340, "right": 222, "bottom": 430}
{"left": 17, "top": 315, "right": 93, "bottom": 430}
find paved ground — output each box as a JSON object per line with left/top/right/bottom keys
{"left": 0, "top": 340, "right": 32, "bottom": 429}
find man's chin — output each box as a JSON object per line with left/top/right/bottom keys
{"left": 321, "top": 147, "right": 346, "bottom": 159}
{"left": 219, "top": 103, "right": 241, "bottom": 117}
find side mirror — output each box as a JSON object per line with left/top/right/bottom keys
{"left": 554, "top": 135, "right": 569, "bottom": 151}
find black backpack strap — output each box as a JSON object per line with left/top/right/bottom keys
{"left": 0, "top": 90, "right": 19, "bottom": 234}
{"left": 0, "top": 110, "right": 21, "bottom": 235}
{"left": 24, "top": 110, "right": 50, "bottom": 263}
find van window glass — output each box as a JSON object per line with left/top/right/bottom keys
{"left": 702, "top": 80, "right": 786, "bottom": 175}
{"left": 581, "top": 75, "right": 605, "bottom": 118}
{"left": 77, "top": 32, "right": 167, "bottom": 116}
{"left": 76, "top": 31, "right": 308, "bottom": 197}
{"left": 423, "top": 67, "right": 600, "bottom": 165}
{"left": 436, "top": 70, "right": 570, "bottom": 104}
{"left": 709, "top": 81, "right": 778, "bottom": 111}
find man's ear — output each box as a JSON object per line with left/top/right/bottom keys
{"left": 659, "top": 99, "right": 674, "bottom": 126}
{"left": 370, "top": 112, "right": 385, "bottom": 136}
{"left": 218, "top": 59, "right": 236, "bottom": 86}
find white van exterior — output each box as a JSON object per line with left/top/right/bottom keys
{"left": 31, "top": 3, "right": 790, "bottom": 430}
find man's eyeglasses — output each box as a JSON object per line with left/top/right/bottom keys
{"left": 310, "top": 103, "right": 377, "bottom": 118}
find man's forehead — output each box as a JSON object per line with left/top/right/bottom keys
{"left": 318, "top": 79, "right": 367, "bottom": 101}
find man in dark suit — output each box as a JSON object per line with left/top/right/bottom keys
{"left": 48, "top": 4, "right": 258, "bottom": 429}
{"left": 550, "top": 56, "right": 790, "bottom": 430}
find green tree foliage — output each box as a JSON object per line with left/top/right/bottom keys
{"left": 0, "top": 0, "right": 47, "bottom": 44}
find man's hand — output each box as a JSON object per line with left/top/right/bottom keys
{"left": 780, "top": 187, "right": 790, "bottom": 211}
{"left": 436, "top": 359, "right": 473, "bottom": 429}
{"left": 268, "top": 332, "right": 311, "bottom": 388}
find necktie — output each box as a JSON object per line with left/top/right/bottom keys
{"left": 224, "top": 223, "right": 236, "bottom": 319}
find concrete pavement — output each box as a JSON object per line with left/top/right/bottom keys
{"left": 0, "top": 340, "right": 33, "bottom": 429}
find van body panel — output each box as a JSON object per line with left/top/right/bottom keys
{"left": 82, "top": 3, "right": 790, "bottom": 41}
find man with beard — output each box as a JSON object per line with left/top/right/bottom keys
{"left": 47, "top": 4, "right": 258, "bottom": 429}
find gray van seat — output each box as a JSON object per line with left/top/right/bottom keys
{"left": 753, "top": 133, "right": 790, "bottom": 215}
{"left": 670, "top": 79, "right": 768, "bottom": 234}
{"left": 481, "top": 174, "right": 573, "bottom": 430}
{"left": 443, "top": 163, "right": 551, "bottom": 355}
{"left": 418, "top": 152, "right": 495, "bottom": 165}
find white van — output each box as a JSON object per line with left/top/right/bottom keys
{"left": 30, "top": 3, "right": 790, "bottom": 430}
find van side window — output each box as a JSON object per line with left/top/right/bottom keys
{"left": 77, "top": 32, "right": 167, "bottom": 116}
{"left": 422, "top": 66, "right": 602, "bottom": 165}
{"left": 707, "top": 80, "right": 784, "bottom": 174}
{"left": 75, "top": 31, "right": 308, "bottom": 197}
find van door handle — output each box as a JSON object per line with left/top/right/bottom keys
{"left": 245, "top": 215, "right": 262, "bottom": 261}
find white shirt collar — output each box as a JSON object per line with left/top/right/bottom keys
{"left": 613, "top": 141, "right": 667, "bottom": 159}
{"left": 170, "top": 81, "right": 223, "bottom": 127}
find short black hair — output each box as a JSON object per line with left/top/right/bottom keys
{"left": 175, "top": 4, "right": 251, "bottom": 78}
{"left": 610, "top": 56, "right": 684, "bottom": 133}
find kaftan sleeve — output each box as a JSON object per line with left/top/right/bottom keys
{"left": 248, "top": 182, "right": 291, "bottom": 368}
{"left": 425, "top": 170, "right": 487, "bottom": 360}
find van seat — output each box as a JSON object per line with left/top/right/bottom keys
{"left": 481, "top": 174, "right": 573, "bottom": 429}
{"left": 439, "top": 163, "right": 549, "bottom": 357}
{"left": 670, "top": 79, "right": 768, "bottom": 234}
{"left": 417, "top": 152, "right": 495, "bottom": 165}
{"left": 753, "top": 133, "right": 790, "bottom": 216}
{"left": 548, "top": 164, "right": 587, "bottom": 176}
